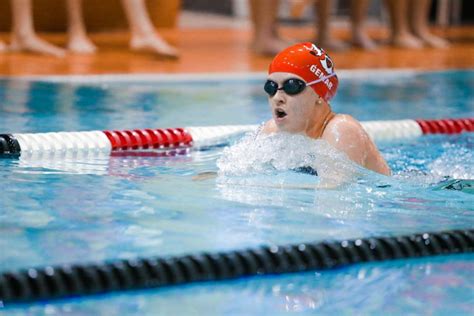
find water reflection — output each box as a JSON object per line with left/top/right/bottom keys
{"left": 1, "top": 71, "right": 472, "bottom": 136}
{"left": 0, "top": 78, "right": 263, "bottom": 134}
{"left": 14, "top": 148, "right": 192, "bottom": 176}
{"left": 333, "top": 70, "right": 474, "bottom": 120}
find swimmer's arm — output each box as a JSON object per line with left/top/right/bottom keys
{"left": 314, "top": 162, "right": 358, "bottom": 190}
{"left": 324, "top": 117, "right": 391, "bottom": 175}
{"left": 313, "top": 117, "right": 367, "bottom": 188}
{"left": 192, "top": 171, "right": 340, "bottom": 191}
{"left": 192, "top": 171, "right": 217, "bottom": 181}
{"left": 322, "top": 116, "right": 369, "bottom": 168}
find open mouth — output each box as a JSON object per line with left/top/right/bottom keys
{"left": 275, "top": 108, "right": 287, "bottom": 119}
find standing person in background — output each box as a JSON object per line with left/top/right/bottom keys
{"left": 69, "top": 0, "right": 179, "bottom": 57}
{"left": 4, "top": 0, "right": 178, "bottom": 58}
{"left": 249, "top": 0, "right": 289, "bottom": 56}
{"left": 314, "top": 0, "right": 376, "bottom": 51}
{"left": 349, "top": 0, "right": 377, "bottom": 49}
{"left": 6, "top": 0, "right": 94, "bottom": 56}
{"left": 384, "top": 0, "right": 449, "bottom": 48}
{"left": 66, "top": 0, "right": 97, "bottom": 53}
{"left": 248, "top": 0, "right": 375, "bottom": 55}
{"left": 313, "top": 0, "right": 347, "bottom": 51}
{"left": 8, "top": 0, "right": 66, "bottom": 56}
{"left": 120, "top": 0, "right": 178, "bottom": 58}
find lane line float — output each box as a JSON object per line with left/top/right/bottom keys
{"left": 0, "top": 118, "right": 472, "bottom": 157}
{"left": 1, "top": 228, "right": 472, "bottom": 304}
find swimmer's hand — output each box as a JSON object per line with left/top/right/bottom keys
{"left": 314, "top": 178, "right": 350, "bottom": 190}
{"left": 192, "top": 171, "right": 218, "bottom": 181}
{"left": 193, "top": 171, "right": 344, "bottom": 190}
{"left": 313, "top": 163, "right": 365, "bottom": 190}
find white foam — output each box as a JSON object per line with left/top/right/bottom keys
{"left": 428, "top": 143, "right": 474, "bottom": 180}
{"left": 216, "top": 130, "right": 363, "bottom": 187}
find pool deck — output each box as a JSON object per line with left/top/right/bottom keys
{"left": 0, "top": 24, "right": 473, "bottom": 76}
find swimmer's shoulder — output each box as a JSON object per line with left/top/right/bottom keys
{"left": 322, "top": 114, "right": 366, "bottom": 139}
{"left": 325, "top": 114, "right": 391, "bottom": 176}
{"left": 261, "top": 119, "right": 278, "bottom": 134}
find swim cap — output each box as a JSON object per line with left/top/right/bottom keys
{"left": 268, "top": 42, "right": 338, "bottom": 102}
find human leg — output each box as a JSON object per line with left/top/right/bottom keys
{"left": 9, "top": 0, "right": 65, "bottom": 56}
{"left": 350, "top": 0, "right": 376, "bottom": 50}
{"left": 409, "top": 0, "right": 449, "bottom": 48}
{"left": 383, "top": 0, "right": 422, "bottom": 48}
{"left": 121, "top": 0, "right": 178, "bottom": 58}
{"left": 66, "top": 0, "right": 97, "bottom": 53}
{"left": 289, "top": 0, "right": 313, "bottom": 19}
{"left": 315, "top": 0, "right": 347, "bottom": 51}
{"left": 249, "top": 0, "right": 288, "bottom": 55}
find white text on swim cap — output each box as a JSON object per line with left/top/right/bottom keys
{"left": 309, "top": 65, "right": 334, "bottom": 90}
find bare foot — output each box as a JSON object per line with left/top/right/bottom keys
{"left": 352, "top": 33, "right": 377, "bottom": 51}
{"left": 317, "top": 38, "right": 349, "bottom": 52}
{"left": 417, "top": 32, "right": 450, "bottom": 48}
{"left": 130, "top": 34, "right": 179, "bottom": 59}
{"left": 10, "top": 35, "right": 65, "bottom": 57}
{"left": 390, "top": 34, "right": 423, "bottom": 49}
{"left": 67, "top": 36, "right": 97, "bottom": 54}
{"left": 252, "top": 37, "right": 290, "bottom": 56}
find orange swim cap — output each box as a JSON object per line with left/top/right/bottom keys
{"left": 268, "top": 42, "right": 338, "bottom": 102}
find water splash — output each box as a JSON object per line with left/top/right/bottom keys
{"left": 428, "top": 142, "right": 474, "bottom": 180}
{"left": 391, "top": 135, "right": 474, "bottom": 186}
{"left": 216, "top": 130, "right": 366, "bottom": 188}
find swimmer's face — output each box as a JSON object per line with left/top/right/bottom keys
{"left": 266, "top": 72, "right": 320, "bottom": 134}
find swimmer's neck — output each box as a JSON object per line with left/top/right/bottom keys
{"left": 306, "top": 106, "right": 335, "bottom": 139}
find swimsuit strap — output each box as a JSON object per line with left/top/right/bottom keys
{"left": 318, "top": 111, "right": 336, "bottom": 138}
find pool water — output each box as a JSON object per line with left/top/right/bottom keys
{"left": 0, "top": 70, "right": 473, "bottom": 315}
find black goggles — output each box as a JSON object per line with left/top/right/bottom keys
{"left": 264, "top": 78, "right": 307, "bottom": 97}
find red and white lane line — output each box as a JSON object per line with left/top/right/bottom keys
{"left": 0, "top": 118, "right": 472, "bottom": 156}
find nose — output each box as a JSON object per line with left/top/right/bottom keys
{"left": 272, "top": 89, "right": 286, "bottom": 105}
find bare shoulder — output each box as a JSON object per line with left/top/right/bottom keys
{"left": 323, "top": 114, "right": 367, "bottom": 141}
{"left": 324, "top": 114, "right": 391, "bottom": 175}
{"left": 322, "top": 114, "right": 369, "bottom": 166}
{"left": 261, "top": 119, "right": 277, "bottom": 134}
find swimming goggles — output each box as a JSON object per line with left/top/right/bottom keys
{"left": 264, "top": 74, "right": 336, "bottom": 97}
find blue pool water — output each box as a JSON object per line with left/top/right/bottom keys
{"left": 0, "top": 70, "right": 473, "bottom": 315}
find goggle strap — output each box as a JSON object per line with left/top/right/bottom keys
{"left": 305, "top": 73, "right": 337, "bottom": 87}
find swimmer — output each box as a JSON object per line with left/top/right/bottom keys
{"left": 194, "top": 42, "right": 389, "bottom": 185}
{"left": 261, "top": 42, "right": 391, "bottom": 176}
